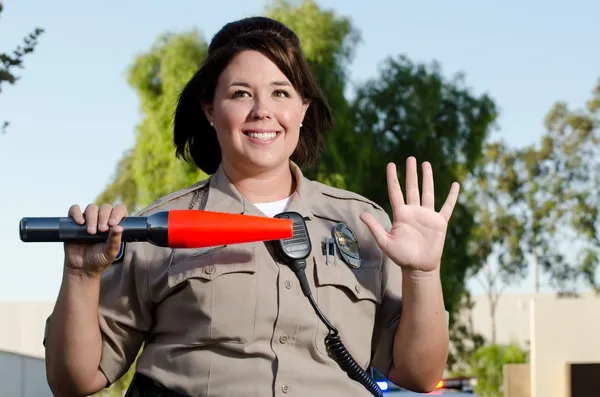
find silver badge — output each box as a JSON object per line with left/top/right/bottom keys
{"left": 333, "top": 223, "right": 361, "bottom": 269}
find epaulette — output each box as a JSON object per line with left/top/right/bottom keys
{"left": 113, "top": 178, "right": 210, "bottom": 265}
{"left": 311, "top": 180, "right": 386, "bottom": 213}
{"left": 136, "top": 178, "right": 210, "bottom": 216}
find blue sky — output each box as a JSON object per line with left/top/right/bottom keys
{"left": 0, "top": 0, "right": 598, "bottom": 301}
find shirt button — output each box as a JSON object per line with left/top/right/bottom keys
{"left": 284, "top": 280, "right": 292, "bottom": 289}
{"left": 279, "top": 334, "right": 288, "bottom": 344}
{"left": 205, "top": 266, "right": 215, "bottom": 275}
{"left": 282, "top": 385, "right": 290, "bottom": 393}
{"left": 355, "top": 285, "right": 362, "bottom": 293}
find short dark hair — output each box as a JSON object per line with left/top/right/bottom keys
{"left": 173, "top": 16, "right": 333, "bottom": 175}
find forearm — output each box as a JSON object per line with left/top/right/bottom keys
{"left": 46, "top": 268, "right": 107, "bottom": 396}
{"left": 389, "top": 268, "right": 448, "bottom": 392}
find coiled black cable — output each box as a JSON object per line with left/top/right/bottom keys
{"left": 290, "top": 261, "right": 383, "bottom": 397}
{"left": 273, "top": 212, "right": 384, "bottom": 397}
{"left": 325, "top": 331, "right": 382, "bottom": 397}
{"left": 305, "top": 293, "right": 383, "bottom": 397}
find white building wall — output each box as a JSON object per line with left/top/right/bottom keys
{"left": 0, "top": 301, "right": 54, "bottom": 358}
{"left": 465, "top": 291, "right": 599, "bottom": 349}
{"left": 530, "top": 296, "right": 600, "bottom": 397}
{"left": 0, "top": 302, "right": 54, "bottom": 397}
{"left": 465, "top": 292, "right": 534, "bottom": 347}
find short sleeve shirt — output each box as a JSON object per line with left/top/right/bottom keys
{"left": 58, "top": 161, "right": 405, "bottom": 397}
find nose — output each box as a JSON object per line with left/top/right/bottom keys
{"left": 250, "top": 96, "right": 272, "bottom": 120}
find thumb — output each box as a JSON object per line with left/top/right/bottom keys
{"left": 103, "top": 225, "right": 124, "bottom": 261}
{"left": 359, "top": 212, "right": 389, "bottom": 250}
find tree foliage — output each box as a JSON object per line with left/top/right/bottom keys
{"left": 464, "top": 141, "right": 527, "bottom": 344}
{"left": 447, "top": 290, "right": 486, "bottom": 375}
{"left": 265, "top": 0, "right": 360, "bottom": 188}
{"left": 469, "top": 343, "right": 528, "bottom": 397}
{"left": 0, "top": 2, "right": 44, "bottom": 133}
{"left": 97, "top": 30, "right": 209, "bottom": 211}
{"left": 515, "top": 79, "right": 599, "bottom": 293}
{"left": 349, "top": 57, "right": 498, "bottom": 314}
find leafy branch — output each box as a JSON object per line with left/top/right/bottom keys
{"left": 0, "top": 2, "right": 44, "bottom": 133}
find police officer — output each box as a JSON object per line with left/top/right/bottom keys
{"left": 44, "top": 16, "right": 459, "bottom": 397}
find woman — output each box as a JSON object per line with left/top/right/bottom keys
{"left": 45, "top": 16, "right": 459, "bottom": 397}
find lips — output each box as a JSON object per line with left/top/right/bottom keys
{"left": 243, "top": 129, "right": 281, "bottom": 141}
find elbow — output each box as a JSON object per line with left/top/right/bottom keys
{"left": 47, "top": 377, "right": 101, "bottom": 397}
{"left": 46, "top": 374, "right": 80, "bottom": 397}
{"left": 387, "top": 366, "right": 444, "bottom": 394}
{"left": 407, "top": 379, "right": 441, "bottom": 394}
{"left": 46, "top": 365, "right": 103, "bottom": 397}
{"left": 389, "top": 376, "right": 441, "bottom": 394}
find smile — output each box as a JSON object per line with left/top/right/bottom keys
{"left": 243, "top": 129, "right": 281, "bottom": 142}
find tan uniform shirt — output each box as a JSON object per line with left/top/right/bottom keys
{"left": 58, "top": 162, "right": 406, "bottom": 396}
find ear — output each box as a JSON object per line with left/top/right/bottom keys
{"left": 201, "top": 101, "right": 214, "bottom": 125}
{"left": 301, "top": 100, "right": 311, "bottom": 121}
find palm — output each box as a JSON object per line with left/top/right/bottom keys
{"left": 360, "top": 157, "right": 460, "bottom": 273}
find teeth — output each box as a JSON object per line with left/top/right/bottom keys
{"left": 246, "top": 131, "right": 277, "bottom": 140}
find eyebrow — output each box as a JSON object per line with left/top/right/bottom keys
{"left": 229, "top": 81, "right": 292, "bottom": 88}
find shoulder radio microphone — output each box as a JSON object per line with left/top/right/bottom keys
{"left": 19, "top": 210, "right": 293, "bottom": 248}
{"left": 274, "top": 212, "right": 383, "bottom": 397}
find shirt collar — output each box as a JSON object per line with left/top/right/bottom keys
{"left": 203, "top": 161, "right": 317, "bottom": 219}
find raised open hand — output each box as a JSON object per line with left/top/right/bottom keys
{"left": 359, "top": 157, "right": 460, "bottom": 273}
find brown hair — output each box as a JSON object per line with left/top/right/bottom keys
{"left": 173, "top": 16, "right": 333, "bottom": 174}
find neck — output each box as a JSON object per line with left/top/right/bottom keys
{"left": 221, "top": 159, "right": 295, "bottom": 203}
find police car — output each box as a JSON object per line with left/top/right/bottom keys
{"left": 374, "top": 371, "right": 480, "bottom": 396}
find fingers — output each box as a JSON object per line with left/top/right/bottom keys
{"left": 99, "top": 203, "right": 129, "bottom": 230}
{"left": 359, "top": 212, "right": 390, "bottom": 251}
{"left": 386, "top": 162, "right": 404, "bottom": 220}
{"left": 68, "top": 204, "right": 84, "bottom": 224}
{"left": 109, "top": 204, "right": 128, "bottom": 226}
{"left": 67, "top": 202, "right": 129, "bottom": 272}
{"left": 405, "top": 157, "right": 420, "bottom": 205}
{"left": 71, "top": 202, "right": 128, "bottom": 237}
{"left": 98, "top": 204, "right": 113, "bottom": 232}
{"left": 439, "top": 182, "right": 461, "bottom": 222}
{"left": 421, "top": 161, "right": 435, "bottom": 209}
{"left": 83, "top": 204, "right": 99, "bottom": 234}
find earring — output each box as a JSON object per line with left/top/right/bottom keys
{"left": 300, "top": 123, "right": 303, "bottom": 127}
{"left": 210, "top": 121, "right": 214, "bottom": 127}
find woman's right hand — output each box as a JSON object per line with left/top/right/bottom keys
{"left": 63, "top": 203, "right": 129, "bottom": 276}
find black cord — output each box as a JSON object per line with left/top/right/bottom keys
{"left": 291, "top": 260, "right": 383, "bottom": 397}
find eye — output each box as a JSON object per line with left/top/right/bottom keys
{"left": 232, "top": 90, "right": 250, "bottom": 98}
{"left": 273, "top": 89, "right": 290, "bottom": 98}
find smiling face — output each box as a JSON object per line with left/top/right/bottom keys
{"left": 202, "top": 50, "right": 310, "bottom": 174}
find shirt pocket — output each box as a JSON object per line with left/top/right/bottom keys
{"left": 313, "top": 255, "right": 382, "bottom": 368}
{"left": 164, "top": 245, "right": 258, "bottom": 345}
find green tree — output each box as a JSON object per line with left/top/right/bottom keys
{"left": 464, "top": 141, "right": 527, "bottom": 344}
{"left": 0, "top": 2, "right": 44, "bottom": 133}
{"left": 349, "top": 57, "right": 498, "bottom": 315}
{"left": 447, "top": 290, "right": 486, "bottom": 375}
{"left": 539, "top": 79, "right": 599, "bottom": 292}
{"left": 97, "top": 30, "right": 209, "bottom": 211}
{"left": 516, "top": 79, "right": 599, "bottom": 294}
{"left": 265, "top": 0, "right": 360, "bottom": 188}
{"left": 469, "top": 343, "right": 528, "bottom": 397}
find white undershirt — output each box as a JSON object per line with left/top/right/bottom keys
{"left": 253, "top": 196, "right": 293, "bottom": 218}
